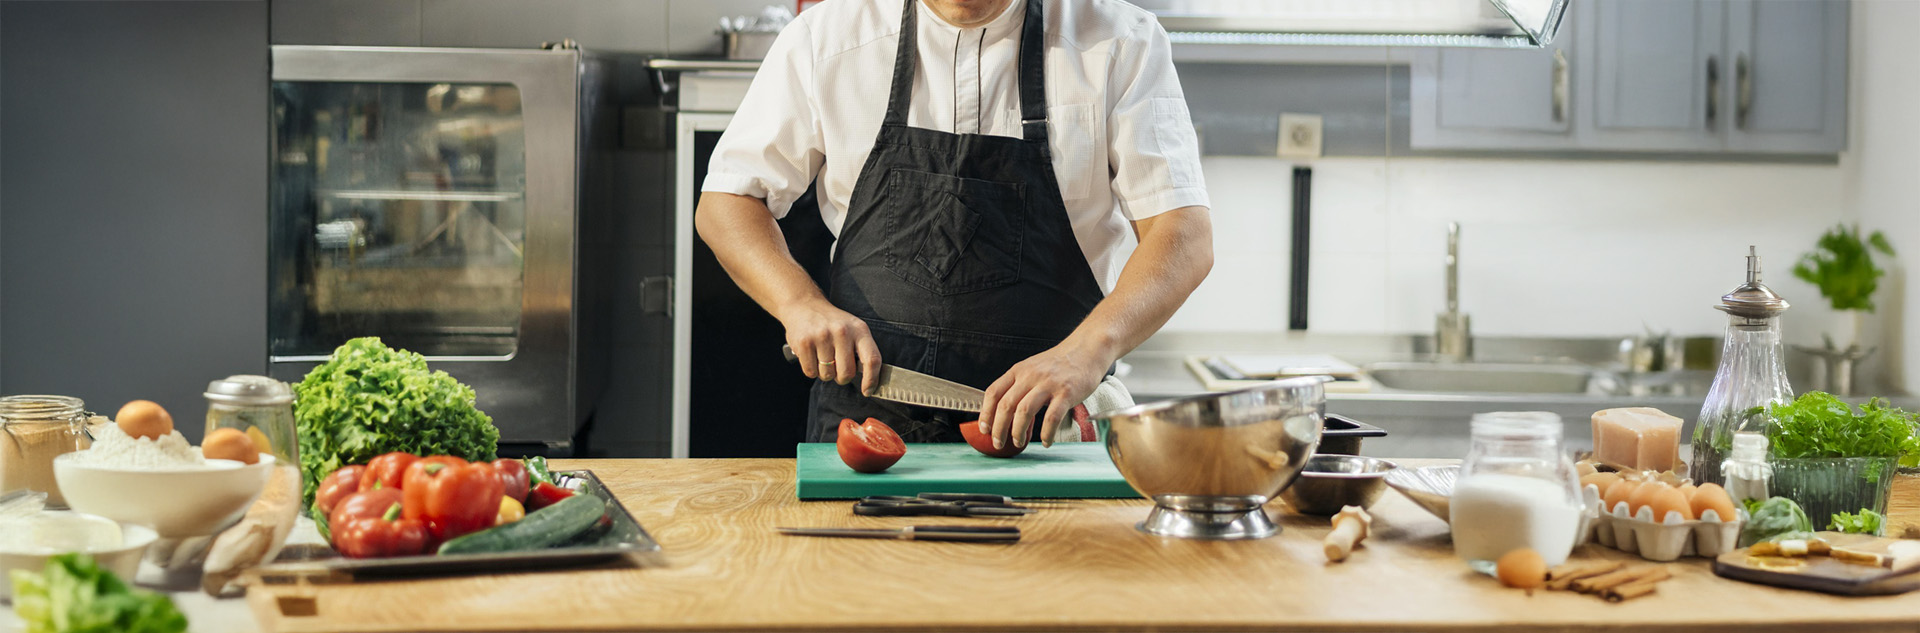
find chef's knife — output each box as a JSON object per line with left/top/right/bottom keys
{"left": 781, "top": 344, "right": 984, "bottom": 412}
{"left": 775, "top": 525, "right": 1021, "bottom": 543}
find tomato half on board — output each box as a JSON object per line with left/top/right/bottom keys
{"left": 959, "top": 420, "right": 1026, "bottom": 458}
{"left": 837, "top": 417, "right": 906, "bottom": 473}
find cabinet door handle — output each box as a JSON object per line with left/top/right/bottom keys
{"left": 1735, "top": 53, "right": 1752, "bottom": 130}
{"left": 1550, "top": 48, "right": 1569, "bottom": 124}
{"left": 1705, "top": 55, "right": 1720, "bottom": 129}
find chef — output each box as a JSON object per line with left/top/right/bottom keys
{"left": 696, "top": 0, "right": 1211, "bottom": 451}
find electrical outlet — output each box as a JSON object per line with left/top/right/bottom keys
{"left": 1278, "top": 113, "right": 1323, "bottom": 160}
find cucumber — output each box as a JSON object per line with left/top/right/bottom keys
{"left": 437, "top": 493, "right": 606, "bottom": 555}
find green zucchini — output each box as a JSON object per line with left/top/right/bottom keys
{"left": 436, "top": 493, "right": 606, "bottom": 555}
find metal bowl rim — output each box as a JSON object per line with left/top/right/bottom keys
{"left": 1297, "top": 455, "right": 1399, "bottom": 478}
{"left": 1094, "top": 375, "right": 1331, "bottom": 421}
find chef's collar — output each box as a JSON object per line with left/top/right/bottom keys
{"left": 918, "top": 0, "right": 1024, "bottom": 42}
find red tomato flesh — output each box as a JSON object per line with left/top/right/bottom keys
{"left": 836, "top": 417, "right": 905, "bottom": 473}
{"left": 959, "top": 420, "right": 1026, "bottom": 458}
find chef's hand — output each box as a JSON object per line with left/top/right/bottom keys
{"left": 779, "top": 297, "right": 882, "bottom": 394}
{"left": 979, "top": 344, "right": 1108, "bottom": 450}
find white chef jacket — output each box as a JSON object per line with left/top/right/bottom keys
{"left": 702, "top": 0, "right": 1209, "bottom": 293}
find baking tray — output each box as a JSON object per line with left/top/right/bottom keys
{"left": 260, "top": 469, "right": 661, "bottom": 577}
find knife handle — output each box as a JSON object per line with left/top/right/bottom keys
{"left": 905, "top": 525, "right": 1022, "bottom": 543}
{"left": 781, "top": 344, "right": 798, "bottom": 362}
{"left": 919, "top": 492, "right": 1013, "bottom": 504}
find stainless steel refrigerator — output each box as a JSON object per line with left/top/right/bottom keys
{"left": 268, "top": 45, "right": 613, "bottom": 455}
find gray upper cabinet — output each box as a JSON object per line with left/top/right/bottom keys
{"left": 1580, "top": 0, "right": 1724, "bottom": 151}
{"left": 1410, "top": 29, "right": 1576, "bottom": 150}
{"left": 1410, "top": 0, "right": 1846, "bottom": 156}
{"left": 1724, "top": 0, "right": 1848, "bottom": 153}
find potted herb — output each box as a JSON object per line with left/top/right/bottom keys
{"left": 1760, "top": 391, "right": 1920, "bottom": 525}
{"left": 1791, "top": 224, "right": 1896, "bottom": 395}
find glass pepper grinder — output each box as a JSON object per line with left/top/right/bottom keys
{"left": 1691, "top": 246, "right": 1793, "bottom": 486}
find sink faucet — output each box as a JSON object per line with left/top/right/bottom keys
{"left": 1435, "top": 222, "right": 1473, "bottom": 362}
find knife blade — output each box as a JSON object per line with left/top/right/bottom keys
{"left": 781, "top": 345, "right": 985, "bottom": 412}
{"left": 775, "top": 525, "right": 1021, "bottom": 543}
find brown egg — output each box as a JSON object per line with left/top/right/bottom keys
{"left": 115, "top": 400, "right": 174, "bottom": 440}
{"left": 1602, "top": 479, "right": 1641, "bottom": 514}
{"left": 1495, "top": 548, "right": 1547, "bottom": 590}
{"left": 1677, "top": 483, "right": 1697, "bottom": 499}
{"left": 1579, "top": 472, "right": 1621, "bottom": 494}
{"left": 1628, "top": 481, "right": 1673, "bottom": 517}
{"left": 202, "top": 428, "right": 259, "bottom": 464}
{"left": 245, "top": 426, "right": 273, "bottom": 455}
{"left": 1690, "top": 483, "right": 1738, "bottom": 522}
{"left": 1647, "top": 485, "right": 1693, "bottom": 523}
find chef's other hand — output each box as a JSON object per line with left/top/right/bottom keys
{"left": 780, "top": 297, "right": 882, "bottom": 393}
{"left": 980, "top": 345, "right": 1106, "bottom": 450}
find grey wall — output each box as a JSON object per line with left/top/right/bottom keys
{"left": 1, "top": 1, "right": 269, "bottom": 442}
{"left": 271, "top": 0, "right": 773, "bottom": 54}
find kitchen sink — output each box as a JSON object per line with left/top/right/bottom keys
{"left": 1365, "top": 362, "right": 1597, "bottom": 395}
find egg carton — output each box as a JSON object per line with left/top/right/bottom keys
{"left": 1579, "top": 485, "right": 1745, "bottom": 562}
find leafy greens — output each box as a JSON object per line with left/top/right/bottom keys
{"left": 1762, "top": 392, "right": 1920, "bottom": 469}
{"left": 295, "top": 337, "right": 500, "bottom": 504}
{"left": 1740, "top": 496, "right": 1813, "bottom": 547}
{"left": 1829, "top": 509, "right": 1885, "bottom": 535}
{"left": 8, "top": 554, "right": 187, "bottom": 633}
{"left": 1792, "top": 223, "right": 1895, "bottom": 312}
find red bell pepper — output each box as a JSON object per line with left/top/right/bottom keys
{"left": 359, "top": 451, "right": 419, "bottom": 492}
{"left": 327, "top": 488, "right": 405, "bottom": 537}
{"left": 332, "top": 499, "right": 430, "bottom": 559}
{"left": 400, "top": 457, "right": 503, "bottom": 542}
{"left": 525, "top": 481, "right": 574, "bottom": 511}
{"left": 314, "top": 465, "right": 365, "bottom": 514}
{"left": 492, "top": 458, "right": 530, "bottom": 503}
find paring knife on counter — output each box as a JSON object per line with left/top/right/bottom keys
{"left": 776, "top": 525, "right": 1021, "bottom": 543}
{"left": 781, "top": 344, "right": 983, "bottom": 412}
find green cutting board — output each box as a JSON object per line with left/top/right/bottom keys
{"left": 795, "top": 443, "right": 1142, "bottom": 499}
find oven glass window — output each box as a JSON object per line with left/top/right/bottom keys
{"left": 270, "top": 82, "right": 527, "bottom": 358}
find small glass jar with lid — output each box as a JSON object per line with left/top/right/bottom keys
{"left": 1450, "top": 411, "right": 1586, "bottom": 573}
{"left": 0, "top": 395, "right": 93, "bottom": 507}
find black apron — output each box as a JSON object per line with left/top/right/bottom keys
{"left": 806, "top": 0, "right": 1106, "bottom": 443}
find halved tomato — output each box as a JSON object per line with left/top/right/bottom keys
{"left": 837, "top": 417, "right": 906, "bottom": 473}
{"left": 959, "top": 420, "right": 1026, "bottom": 458}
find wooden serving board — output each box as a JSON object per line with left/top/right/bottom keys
{"left": 1712, "top": 532, "right": 1920, "bottom": 596}
{"left": 794, "top": 442, "right": 1139, "bottom": 499}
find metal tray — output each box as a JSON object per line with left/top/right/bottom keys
{"left": 262, "top": 469, "right": 661, "bottom": 577}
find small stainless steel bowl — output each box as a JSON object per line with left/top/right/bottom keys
{"left": 1278, "top": 454, "right": 1398, "bottom": 516}
{"left": 1101, "top": 377, "right": 1326, "bottom": 540}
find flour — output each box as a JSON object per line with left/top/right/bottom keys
{"left": 70, "top": 425, "right": 209, "bottom": 470}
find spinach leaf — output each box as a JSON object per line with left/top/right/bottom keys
{"left": 1793, "top": 223, "right": 1895, "bottom": 312}
{"left": 1764, "top": 392, "right": 1920, "bottom": 464}
{"left": 1740, "top": 496, "right": 1813, "bottom": 547}
{"left": 1830, "top": 509, "right": 1885, "bottom": 535}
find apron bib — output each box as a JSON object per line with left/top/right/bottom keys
{"left": 807, "top": 0, "right": 1106, "bottom": 443}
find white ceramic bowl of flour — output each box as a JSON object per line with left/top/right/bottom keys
{"left": 53, "top": 427, "right": 274, "bottom": 538}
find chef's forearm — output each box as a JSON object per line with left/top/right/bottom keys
{"left": 693, "top": 192, "right": 828, "bottom": 320}
{"left": 1062, "top": 206, "right": 1213, "bottom": 365}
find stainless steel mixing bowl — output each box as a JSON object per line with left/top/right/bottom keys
{"left": 1100, "top": 377, "right": 1326, "bottom": 539}
{"left": 1278, "top": 454, "right": 1398, "bottom": 516}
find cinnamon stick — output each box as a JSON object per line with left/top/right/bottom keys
{"left": 1545, "top": 561, "right": 1626, "bottom": 590}
{"left": 1602, "top": 578, "right": 1663, "bottom": 602}
{"left": 1571, "top": 566, "right": 1670, "bottom": 594}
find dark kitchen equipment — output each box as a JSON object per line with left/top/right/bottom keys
{"left": 853, "top": 496, "right": 1032, "bottom": 518}
{"left": 1320, "top": 414, "right": 1388, "bottom": 456}
{"left": 775, "top": 525, "right": 1022, "bottom": 543}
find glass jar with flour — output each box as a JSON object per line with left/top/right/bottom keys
{"left": 1451, "top": 411, "right": 1586, "bottom": 573}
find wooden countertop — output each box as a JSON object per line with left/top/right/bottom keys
{"left": 247, "top": 458, "right": 1920, "bottom": 633}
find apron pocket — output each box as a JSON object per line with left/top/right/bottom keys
{"left": 882, "top": 169, "right": 1027, "bottom": 295}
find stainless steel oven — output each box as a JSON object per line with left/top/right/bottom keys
{"left": 269, "top": 46, "right": 613, "bottom": 454}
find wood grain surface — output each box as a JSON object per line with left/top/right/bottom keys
{"left": 246, "top": 458, "right": 1920, "bottom": 633}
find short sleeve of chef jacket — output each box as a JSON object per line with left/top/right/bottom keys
{"left": 701, "top": 3, "right": 1209, "bottom": 222}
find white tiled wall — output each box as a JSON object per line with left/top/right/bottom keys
{"left": 1159, "top": 155, "right": 1854, "bottom": 347}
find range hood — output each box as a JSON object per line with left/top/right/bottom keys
{"left": 1146, "top": 0, "right": 1570, "bottom": 49}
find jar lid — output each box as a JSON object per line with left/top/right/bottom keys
{"left": 1717, "top": 246, "right": 1789, "bottom": 319}
{"left": 1470, "top": 411, "right": 1563, "bottom": 439}
{"left": 204, "top": 375, "right": 293, "bottom": 406}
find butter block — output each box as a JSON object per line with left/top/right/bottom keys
{"left": 1591, "top": 407, "right": 1683, "bottom": 472}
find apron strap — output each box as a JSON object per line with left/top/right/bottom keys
{"left": 1016, "top": 0, "right": 1049, "bottom": 142}
{"left": 883, "top": 0, "right": 1051, "bottom": 142}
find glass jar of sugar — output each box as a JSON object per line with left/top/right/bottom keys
{"left": 0, "top": 395, "right": 92, "bottom": 507}
{"left": 1451, "top": 411, "right": 1585, "bottom": 574}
